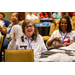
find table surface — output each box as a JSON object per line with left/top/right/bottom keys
{"left": 39, "top": 49, "right": 75, "bottom": 62}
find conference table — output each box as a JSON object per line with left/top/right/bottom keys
{"left": 39, "top": 48, "right": 75, "bottom": 62}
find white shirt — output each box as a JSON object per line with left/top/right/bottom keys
{"left": 26, "top": 14, "right": 38, "bottom": 21}
{"left": 47, "top": 29, "right": 75, "bottom": 48}
{"left": 7, "top": 34, "right": 47, "bottom": 61}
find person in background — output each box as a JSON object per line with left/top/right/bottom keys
{"left": 34, "top": 12, "right": 39, "bottom": 19}
{"left": 46, "top": 16, "right": 75, "bottom": 49}
{"left": 52, "top": 12, "right": 61, "bottom": 19}
{"left": 0, "top": 12, "right": 11, "bottom": 27}
{"left": 0, "top": 12, "right": 23, "bottom": 51}
{"left": 7, "top": 19, "right": 47, "bottom": 61}
{"left": 26, "top": 12, "right": 38, "bottom": 21}
{"left": 51, "top": 12, "right": 74, "bottom": 29}
{"left": 0, "top": 12, "right": 11, "bottom": 35}
{"left": 70, "top": 12, "right": 75, "bottom": 16}
{"left": 39, "top": 12, "right": 49, "bottom": 18}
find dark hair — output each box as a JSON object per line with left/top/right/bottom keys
{"left": 68, "top": 12, "right": 73, "bottom": 17}
{"left": 22, "top": 19, "right": 39, "bottom": 41}
{"left": 63, "top": 12, "right": 67, "bottom": 16}
{"left": 59, "top": 16, "right": 72, "bottom": 33}
{"left": 63, "top": 12, "right": 73, "bottom": 17}
{"left": 0, "top": 12, "right": 5, "bottom": 17}
{"left": 42, "top": 12, "right": 45, "bottom": 16}
{"left": 15, "top": 12, "right": 22, "bottom": 21}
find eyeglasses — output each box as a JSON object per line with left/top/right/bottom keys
{"left": 25, "top": 25, "right": 34, "bottom": 28}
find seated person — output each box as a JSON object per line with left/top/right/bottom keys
{"left": 52, "top": 12, "right": 61, "bottom": 19}
{"left": 51, "top": 12, "right": 74, "bottom": 29}
{"left": 7, "top": 19, "right": 47, "bottom": 61}
{"left": 46, "top": 16, "right": 75, "bottom": 49}
{"left": 0, "top": 12, "right": 11, "bottom": 27}
{"left": 0, "top": 12, "right": 23, "bottom": 50}
{"left": 34, "top": 12, "right": 39, "bottom": 19}
{"left": 0, "top": 12, "right": 11, "bottom": 35}
{"left": 26, "top": 12, "right": 38, "bottom": 21}
{"left": 39, "top": 12, "right": 49, "bottom": 18}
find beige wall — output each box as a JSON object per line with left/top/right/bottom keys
{"left": 3, "top": 12, "right": 13, "bottom": 21}
{"left": 2, "top": 12, "right": 40, "bottom": 21}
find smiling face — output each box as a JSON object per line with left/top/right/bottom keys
{"left": 0, "top": 14, "right": 4, "bottom": 20}
{"left": 11, "top": 13, "right": 18, "bottom": 22}
{"left": 25, "top": 22, "right": 35, "bottom": 39}
{"left": 60, "top": 18, "right": 67, "bottom": 33}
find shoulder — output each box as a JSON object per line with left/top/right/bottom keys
{"left": 3, "top": 20, "right": 11, "bottom": 24}
{"left": 69, "top": 30, "right": 75, "bottom": 34}
{"left": 32, "top": 14, "right": 35, "bottom": 16}
{"left": 18, "top": 21, "right": 23, "bottom": 26}
{"left": 39, "top": 13, "right": 42, "bottom": 15}
{"left": 8, "top": 23, "right": 13, "bottom": 27}
{"left": 27, "top": 14, "right": 30, "bottom": 16}
{"left": 53, "top": 29, "right": 59, "bottom": 33}
{"left": 4, "top": 20, "right": 10, "bottom": 22}
{"left": 36, "top": 34, "right": 43, "bottom": 40}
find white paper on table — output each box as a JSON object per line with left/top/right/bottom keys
{"left": 58, "top": 42, "right": 75, "bottom": 51}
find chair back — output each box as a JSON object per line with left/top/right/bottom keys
{"left": 55, "top": 24, "right": 59, "bottom": 30}
{"left": 0, "top": 35, "right": 4, "bottom": 52}
{"left": 34, "top": 19, "right": 40, "bottom": 23}
{"left": 72, "top": 16, "right": 75, "bottom": 21}
{"left": 49, "top": 24, "right": 59, "bottom": 36}
{"left": 49, "top": 24, "right": 56, "bottom": 36}
{"left": 5, "top": 50, "right": 33, "bottom": 62}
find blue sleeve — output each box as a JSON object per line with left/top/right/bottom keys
{"left": 3, "top": 20, "right": 11, "bottom": 27}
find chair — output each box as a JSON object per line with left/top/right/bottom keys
{"left": 42, "top": 24, "right": 56, "bottom": 41}
{"left": 0, "top": 35, "right": 4, "bottom": 52}
{"left": 72, "top": 16, "right": 75, "bottom": 30}
{"left": 55, "top": 24, "right": 59, "bottom": 30}
{"left": 73, "top": 21, "right": 75, "bottom": 30}
{"left": 72, "top": 16, "right": 75, "bottom": 21}
{"left": 34, "top": 19, "right": 40, "bottom": 23}
{"left": 5, "top": 49, "right": 33, "bottom": 62}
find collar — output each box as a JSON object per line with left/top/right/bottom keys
{"left": 24, "top": 34, "right": 33, "bottom": 41}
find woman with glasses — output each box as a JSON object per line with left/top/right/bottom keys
{"left": 7, "top": 19, "right": 47, "bottom": 61}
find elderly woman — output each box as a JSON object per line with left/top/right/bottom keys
{"left": 47, "top": 16, "right": 75, "bottom": 49}
{"left": 7, "top": 19, "right": 47, "bottom": 61}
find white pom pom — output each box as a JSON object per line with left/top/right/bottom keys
{"left": 10, "top": 25, "right": 23, "bottom": 40}
{"left": 0, "top": 20, "right": 5, "bottom": 27}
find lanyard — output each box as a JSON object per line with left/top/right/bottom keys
{"left": 9, "top": 22, "right": 19, "bottom": 33}
{"left": 61, "top": 32, "right": 67, "bottom": 44}
{"left": 28, "top": 39, "right": 33, "bottom": 49}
